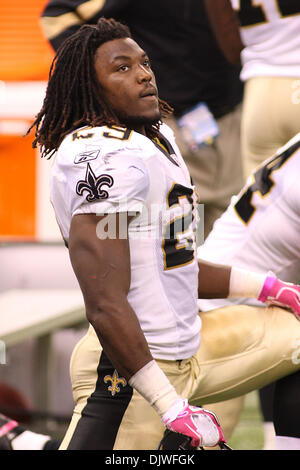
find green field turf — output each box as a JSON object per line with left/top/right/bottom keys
{"left": 228, "top": 391, "right": 265, "bottom": 450}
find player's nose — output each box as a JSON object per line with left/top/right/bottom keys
{"left": 136, "top": 64, "right": 152, "bottom": 83}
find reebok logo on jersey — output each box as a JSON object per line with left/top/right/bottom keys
{"left": 76, "top": 163, "right": 114, "bottom": 202}
{"left": 74, "top": 149, "right": 100, "bottom": 164}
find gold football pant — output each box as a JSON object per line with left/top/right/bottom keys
{"left": 241, "top": 76, "right": 300, "bottom": 181}
{"left": 60, "top": 305, "right": 300, "bottom": 450}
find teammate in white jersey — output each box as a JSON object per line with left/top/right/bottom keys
{"left": 198, "top": 132, "right": 300, "bottom": 310}
{"left": 28, "top": 18, "right": 300, "bottom": 450}
{"left": 198, "top": 133, "right": 300, "bottom": 449}
{"left": 205, "top": 0, "right": 300, "bottom": 180}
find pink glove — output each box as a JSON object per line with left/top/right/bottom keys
{"left": 258, "top": 275, "right": 300, "bottom": 320}
{"left": 162, "top": 398, "right": 226, "bottom": 448}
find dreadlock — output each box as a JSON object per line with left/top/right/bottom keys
{"left": 28, "top": 17, "right": 173, "bottom": 159}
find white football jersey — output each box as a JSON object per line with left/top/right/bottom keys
{"left": 50, "top": 123, "right": 200, "bottom": 360}
{"left": 230, "top": 0, "right": 300, "bottom": 80}
{"left": 198, "top": 132, "right": 300, "bottom": 311}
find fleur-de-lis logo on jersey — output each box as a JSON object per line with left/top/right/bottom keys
{"left": 104, "top": 370, "right": 127, "bottom": 396}
{"left": 76, "top": 163, "right": 114, "bottom": 202}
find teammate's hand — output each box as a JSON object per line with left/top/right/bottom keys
{"left": 258, "top": 275, "right": 300, "bottom": 320}
{"left": 162, "top": 398, "right": 226, "bottom": 448}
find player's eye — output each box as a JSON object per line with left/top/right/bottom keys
{"left": 118, "top": 64, "right": 130, "bottom": 72}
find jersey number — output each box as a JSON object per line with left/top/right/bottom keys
{"left": 162, "top": 184, "right": 195, "bottom": 270}
{"left": 236, "top": 0, "right": 299, "bottom": 27}
{"left": 234, "top": 140, "right": 300, "bottom": 223}
{"left": 102, "top": 125, "right": 132, "bottom": 141}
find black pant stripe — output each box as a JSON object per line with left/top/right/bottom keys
{"left": 67, "top": 351, "right": 133, "bottom": 450}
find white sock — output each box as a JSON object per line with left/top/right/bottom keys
{"left": 263, "top": 422, "right": 276, "bottom": 450}
{"left": 275, "top": 436, "right": 300, "bottom": 450}
{"left": 11, "top": 430, "right": 51, "bottom": 450}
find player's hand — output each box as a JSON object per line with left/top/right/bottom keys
{"left": 162, "top": 398, "right": 226, "bottom": 448}
{"left": 258, "top": 275, "right": 300, "bottom": 320}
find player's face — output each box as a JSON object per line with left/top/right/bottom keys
{"left": 94, "top": 38, "right": 161, "bottom": 133}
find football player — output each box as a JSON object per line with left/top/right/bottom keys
{"left": 40, "top": 0, "right": 244, "bottom": 239}
{"left": 28, "top": 18, "right": 300, "bottom": 450}
{"left": 198, "top": 133, "right": 300, "bottom": 449}
{"left": 205, "top": 0, "right": 300, "bottom": 180}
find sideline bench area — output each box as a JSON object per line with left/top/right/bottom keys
{"left": 0, "top": 288, "right": 86, "bottom": 412}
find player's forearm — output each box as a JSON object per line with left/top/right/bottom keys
{"left": 197, "top": 260, "right": 268, "bottom": 299}
{"left": 88, "top": 298, "right": 180, "bottom": 416}
{"left": 198, "top": 259, "right": 231, "bottom": 298}
{"left": 86, "top": 296, "right": 153, "bottom": 381}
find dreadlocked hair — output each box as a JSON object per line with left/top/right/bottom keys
{"left": 28, "top": 17, "right": 173, "bottom": 159}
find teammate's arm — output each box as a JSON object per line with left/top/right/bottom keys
{"left": 198, "top": 259, "right": 231, "bottom": 298}
{"left": 198, "top": 258, "right": 300, "bottom": 320}
{"left": 197, "top": 259, "right": 269, "bottom": 299}
{"left": 204, "top": 0, "right": 244, "bottom": 66}
{"left": 68, "top": 212, "right": 153, "bottom": 380}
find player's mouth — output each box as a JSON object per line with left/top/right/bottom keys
{"left": 139, "top": 86, "right": 158, "bottom": 101}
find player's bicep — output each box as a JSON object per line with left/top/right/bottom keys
{"left": 68, "top": 212, "right": 133, "bottom": 313}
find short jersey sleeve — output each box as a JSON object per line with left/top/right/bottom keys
{"left": 51, "top": 144, "right": 150, "bottom": 228}
{"left": 72, "top": 149, "right": 149, "bottom": 217}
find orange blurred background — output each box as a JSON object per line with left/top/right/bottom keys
{"left": 0, "top": 2, "right": 54, "bottom": 240}
{"left": 0, "top": 2, "right": 54, "bottom": 81}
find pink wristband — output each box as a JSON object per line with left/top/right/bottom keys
{"left": 258, "top": 275, "right": 277, "bottom": 302}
